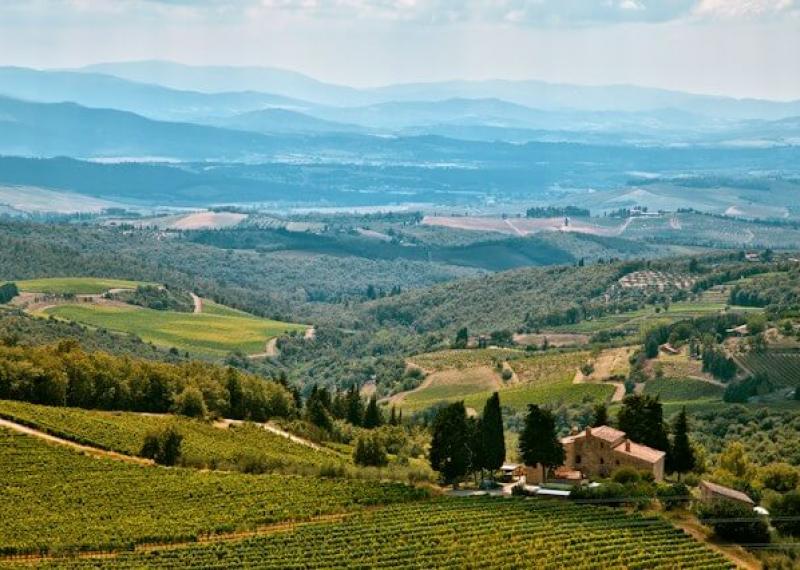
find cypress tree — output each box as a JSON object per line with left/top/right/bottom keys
{"left": 389, "top": 405, "right": 397, "bottom": 426}
{"left": 346, "top": 385, "right": 364, "bottom": 426}
{"left": 668, "top": 407, "right": 696, "bottom": 478}
{"left": 363, "top": 394, "right": 383, "bottom": 429}
{"left": 480, "top": 392, "right": 505, "bottom": 477}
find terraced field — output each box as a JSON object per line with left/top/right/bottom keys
{"left": 15, "top": 277, "right": 147, "bottom": 295}
{"left": 41, "top": 303, "right": 307, "bottom": 357}
{"left": 0, "top": 428, "right": 426, "bottom": 556}
{"left": 0, "top": 400, "right": 336, "bottom": 470}
{"left": 399, "top": 350, "right": 613, "bottom": 413}
{"left": 15, "top": 498, "right": 733, "bottom": 569}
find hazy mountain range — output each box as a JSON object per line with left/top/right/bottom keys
{"left": 0, "top": 60, "right": 798, "bottom": 213}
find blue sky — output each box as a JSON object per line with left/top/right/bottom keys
{"left": 0, "top": 0, "right": 798, "bottom": 100}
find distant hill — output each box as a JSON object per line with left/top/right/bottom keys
{"left": 215, "top": 108, "right": 366, "bottom": 135}
{"left": 78, "top": 60, "right": 800, "bottom": 121}
{"left": 0, "top": 66, "right": 308, "bottom": 121}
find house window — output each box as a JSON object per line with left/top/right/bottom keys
{"left": 576, "top": 455, "right": 582, "bottom": 465}
{"left": 600, "top": 458, "right": 605, "bottom": 465}
{"left": 616, "top": 460, "right": 620, "bottom": 466}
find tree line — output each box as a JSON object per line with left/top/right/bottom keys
{"left": 0, "top": 340, "right": 296, "bottom": 421}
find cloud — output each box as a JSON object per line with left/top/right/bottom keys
{"left": 4, "top": 0, "right": 799, "bottom": 28}
{"left": 692, "top": 0, "right": 799, "bottom": 19}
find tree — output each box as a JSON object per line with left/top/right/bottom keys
{"left": 353, "top": 433, "right": 388, "bottom": 467}
{"left": 345, "top": 385, "right": 364, "bottom": 426}
{"left": 389, "top": 405, "right": 398, "bottom": 426}
{"left": 454, "top": 327, "right": 469, "bottom": 349}
{"left": 429, "top": 402, "right": 471, "bottom": 488}
{"left": 480, "top": 392, "right": 506, "bottom": 477}
{"left": 668, "top": 407, "right": 695, "bottom": 478}
{"left": 173, "top": 386, "right": 207, "bottom": 418}
{"left": 140, "top": 425, "right": 183, "bottom": 466}
{"left": 617, "top": 394, "right": 669, "bottom": 452}
{"left": 591, "top": 403, "right": 608, "bottom": 427}
{"left": 363, "top": 394, "right": 383, "bottom": 429}
{"left": 467, "top": 417, "right": 485, "bottom": 482}
{"left": 645, "top": 336, "right": 659, "bottom": 359}
{"left": 518, "top": 405, "right": 564, "bottom": 479}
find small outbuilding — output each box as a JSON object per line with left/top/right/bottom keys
{"left": 699, "top": 481, "right": 754, "bottom": 507}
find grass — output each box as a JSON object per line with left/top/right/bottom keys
{"left": 41, "top": 303, "right": 307, "bottom": 357}
{"left": 14, "top": 277, "right": 149, "bottom": 295}
{"left": 400, "top": 367, "right": 500, "bottom": 407}
{"left": 464, "top": 382, "right": 614, "bottom": 412}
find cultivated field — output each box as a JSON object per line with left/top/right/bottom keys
{"left": 422, "top": 215, "right": 628, "bottom": 237}
{"left": 739, "top": 350, "right": 800, "bottom": 387}
{"left": 41, "top": 303, "right": 307, "bottom": 357}
{"left": 0, "top": 400, "right": 334, "bottom": 470}
{"left": 17, "top": 498, "right": 733, "bottom": 569}
{"left": 15, "top": 277, "right": 147, "bottom": 295}
{"left": 0, "top": 428, "right": 426, "bottom": 556}
{"left": 398, "top": 349, "right": 614, "bottom": 413}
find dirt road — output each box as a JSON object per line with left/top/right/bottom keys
{"left": 190, "top": 292, "right": 203, "bottom": 314}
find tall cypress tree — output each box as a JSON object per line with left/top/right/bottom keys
{"left": 345, "top": 385, "right": 364, "bottom": 427}
{"left": 518, "top": 404, "right": 564, "bottom": 479}
{"left": 480, "top": 392, "right": 506, "bottom": 477}
{"left": 363, "top": 394, "right": 383, "bottom": 429}
{"left": 668, "top": 407, "right": 696, "bottom": 478}
{"left": 389, "top": 405, "right": 398, "bottom": 426}
{"left": 429, "top": 401, "right": 471, "bottom": 488}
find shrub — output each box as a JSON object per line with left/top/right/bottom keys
{"left": 611, "top": 467, "right": 641, "bottom": 485}
{"left": 353, "top": 433, "right": 388, "bottom": 467}
{"left": 140, "top": 425, "right": 183, "bottom": 466}
{"left": 656, "top": 482, "right": 690, "bottom": 510}
{"left": 772, "top": 490, "right": 800, "bottom": 537}
{"left": 758, "top": 463, "right": 800, "bottom": 494}
{"left": 173, "top": 386, "right": 208, "bottom": 418}
{"left": 501, "top": 369, "right": 513, "bottom": 381}
{"left": 696, "top": 500, "right": 770, "bottom": 544}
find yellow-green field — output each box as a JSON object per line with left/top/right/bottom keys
{"left": 15, "top": 277, "right": 150, "bottom": 295}
{"left": 42, "top": 303, "right": 307, "bottom": 357}
{"left": 398, "top": 349, "right": 613, "bottom": 413}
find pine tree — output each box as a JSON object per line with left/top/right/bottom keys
{"left": 591, "top": 402, "right": 608, "bottom": 427}
{"left": 363, "top": 394, "right": 383, "bottom": 429}
{"left": 429, "top": 401, "right": 471, "bottom": 488}
{"left": 518, "top": 405, "right": 564, "bottom": 479}
{"left": 480, "top": 392, "right": 505, "bottom": 477}
{"left": 668, "top": 407, "right": 696, "bottom": 478}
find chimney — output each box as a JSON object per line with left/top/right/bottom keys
{"left": 585, "top": 427, "right": 592, "bottom": 438}
{"left": 625, "top": 440, "right": 631, "bottom": 452}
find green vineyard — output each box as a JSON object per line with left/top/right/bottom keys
{"left": 0, "top": 428, "right": 426, "bottom": 556}
{"left": 740, "top": 350, "right": 800, "bottom": 387}
{"left": 17, "top": 498, "right": 733, "bottom": 569}
{"left": 0, "top": 400, "right": 337, "bottom": 471}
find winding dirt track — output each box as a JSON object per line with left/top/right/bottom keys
{"left": 189, "top": 292, "right": 203, "bottom": 314}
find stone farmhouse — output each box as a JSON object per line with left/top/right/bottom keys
{"left": 526, "top": 425, "right": 666, "bottom": 484}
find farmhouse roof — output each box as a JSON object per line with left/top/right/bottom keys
{"left": 700, "top": 481, "right": 755, "bottom": 505}
{"left": 612, "top": 440, "right": 665, "bottom": 464}
{"left": 562, "top": 425, "right": 626, "bottom": 445}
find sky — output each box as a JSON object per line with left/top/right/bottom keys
{"left": 0, "top": 0, "right": 798, "bottom": 100}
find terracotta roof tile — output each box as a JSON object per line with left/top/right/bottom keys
{"left": 612, "top": 441, "right": 665, "bottom": 464}
{"left": 700, "top": 481, "right": 754, "bottom": 505}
